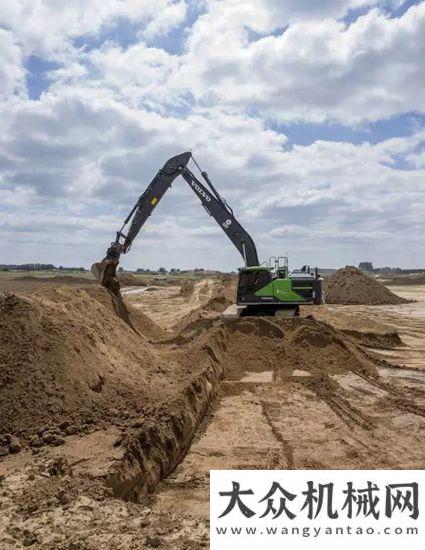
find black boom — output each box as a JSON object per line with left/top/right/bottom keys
{"left": 104, "top": 152, "right": 259, "bottom": 267}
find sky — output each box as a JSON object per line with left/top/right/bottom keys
{"left": 0, "top": 0, "right": 424, "bottom": 271}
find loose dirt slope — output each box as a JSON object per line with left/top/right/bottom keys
{"left": 221, "top": 316, "right": 378, "bottom": 379}
{"left": 325, "top": 266, "right": 409, "bottom": 305}
{"left": 0, "top": 287, "right": 176, "bottom": 440}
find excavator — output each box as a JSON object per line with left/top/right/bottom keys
{"left": 92, "top": 152, "right": 323, "bottom": 316}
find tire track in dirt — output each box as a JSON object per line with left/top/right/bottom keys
{"left": 260, "top": 400, "right": 295, "bottom": 469}
{"left": 300, "top": 377, "right": 375, "bottom": 431}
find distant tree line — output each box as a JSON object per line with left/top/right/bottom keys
{"left": 358, "top": 262, "right": 425, "bottom": 275}
{"left": 0, "top": 264, "right": 86, "bottom": 272}
{"left": 375, "top": 267, "right": 425, "bottom": 275}
{"left": 135, "top": 267, "right": 224, "bottom": 274}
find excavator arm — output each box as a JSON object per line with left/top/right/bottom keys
{"left": 92, "top": 152, "right": 259, "bottom": 294}
{"left": 179, "top": 166, "right": 259, "bottom": 267}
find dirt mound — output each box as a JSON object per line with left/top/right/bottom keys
{"left": 0, "top": 287, "right": 171, "bottom": 439}
{"left": 204, "top": 295, "right": 232, "bottom": 312}
{"left": 179, "top": 280, "right": 194, "bottom": 297}
{"left": 83, "top": 286, "right": 165, "bottom": 340}
{"left": 0, "top": 269, "right": 392, "bottom": 460}
{"left": 170, "top": 313, "right": 381, "bottom": 385}
{"left": 341, "top": 329, "right": 403, "bottom": 349}
{"left": 285, "top": 319, "right": 376, "bottom": 376}
{"left": 324, "top": 266, "right": 409, "bottom": 305}
{"left": 173, "top": 292, "right": 233, "bottom": 331}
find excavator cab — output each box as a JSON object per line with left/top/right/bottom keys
{"left": 237, "top": 266, "right": 273, "bottom": 298}
{"left": 236, "top": 256, "right": 323, "bottom": 316}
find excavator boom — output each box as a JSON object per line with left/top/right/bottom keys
{"left": 92, "top": 151, "right": 323, "bottom": 314}
{"left": 92, "top": 152, "right": 259, "bottom": 294}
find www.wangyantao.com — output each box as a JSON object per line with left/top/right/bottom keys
{"left": 215, "top": 525, "right": 419, "bottom": 537}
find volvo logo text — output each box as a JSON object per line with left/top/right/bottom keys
{"left": 190, "top": 181, "right": 211, "bottom": 202}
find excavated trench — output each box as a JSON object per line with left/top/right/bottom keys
{"left": 105, "top": 341, "right": 226, "bottom": 500}
{"left": 99, "top": 311, "right": 406, "bottom": 501}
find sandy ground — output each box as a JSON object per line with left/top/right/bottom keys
{"left": 145, "top": 284, "right": 425, "bottom": 533}
{"left": 309, "top": 286, "right": 425, "bottom": 370}
{"left": 122, "top": 279, "right": 218, "bottom": 330}
{"left": 0, "top": 278, "right": 424, "bottom": 548}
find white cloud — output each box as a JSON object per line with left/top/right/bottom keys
{"left": 0, "top": 0, "right": 424, "bottom": 269}
{"left": 0, "top": 91, "right": 287, "bottom": 201}
{"left": 143, "top": 0, "right": 187, "bottom": 39}
{"left": 0, "top": 30, "right": 26, "bottom": 100}
{"left": 187, "top": 0, "right": 379, "bottom": 37}
{"left": 0, "top": 0, "right": 187, "bottom": 59}
{"left": 54, "top": 1, "right": 425, "bottom": 124}
{"left": 175, "top": 2, "right": 425, "bottom": 123}
{"left": 0, "top": 87, "right": 424, "bottom": 269}
{"left": 83, "top": 43, "right": 178, "bottom": 108}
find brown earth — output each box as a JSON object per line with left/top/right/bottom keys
{"left": 0, "top": 276, "right": 425, "bottom": 548}
{"left": 0, "top": 286, "right": 175, "bottom": 442}
{"left": 172, "top": 291, "right": 233, "bottom": 332}
{"left": 178, "top": 280, "right": 194, "bottom": 297}
{"left": 1, "top": 282, "right": 374, "bottom": 442}
{"left": 0, "top": 276, "right": 96, "bottom": 294}
{"left": 123, "top": 278, "right": 221, "bottom": 330}
{"left": 324, "top": 266, "right": 410, "bottom": 305}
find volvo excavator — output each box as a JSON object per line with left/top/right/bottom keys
{"left": 92, "top": 152, "right": 323, "bottom": 316}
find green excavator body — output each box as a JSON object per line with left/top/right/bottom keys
{"left": 236, "top": 259, "right": 323, "bottom": 316}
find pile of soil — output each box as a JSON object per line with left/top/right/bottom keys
{"left": 173, "top": 288, "right": 233, "bottom": 330}
{"left": 171, "top": 274, "right": 380, "bottom": 380}
{"left": 324, "top": 266, "right": 410, "bottom": 305}
{"left": 169, "top": 314, "right": 380, "bottom": 394}
{"left": 179, "top": 280, "right": 194, "bottom": 297}
{"left": 0, "top": 275, "right": 420, "bottom": 548}
{"left": 83, "top": 286, "right": 165, "bottom": 340}
{"left": 0, "top": 274, "right": 392, "bottom": 455}
{"left": 0, "top": 287, "right": 174, "bottom": 440}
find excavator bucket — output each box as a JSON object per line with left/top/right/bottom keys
{"left": 91, "top": 258, "right": 121, "bottom": 296}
